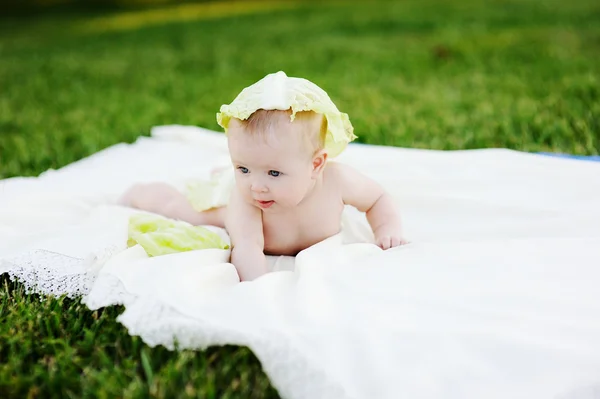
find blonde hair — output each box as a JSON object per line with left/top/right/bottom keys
{"left": 228, "top": 109, "right": 328, "bottom": 155}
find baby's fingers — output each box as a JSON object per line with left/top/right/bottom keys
{"left": 392, "top": 237, "right": 411, "bottom": 247}
{"left": 377, "top": 236, "right": 392, "bottom": 250}
{"left": 390, "top": 236, "right": 403, "bottom": 248}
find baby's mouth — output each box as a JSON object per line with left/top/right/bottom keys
{"left": 256, "top": 200, "right": 274, "bottom": 209}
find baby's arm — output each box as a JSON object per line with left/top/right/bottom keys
{"left": 225, "top": 189, "right": 268, "bottom": 281}
{"left": 332, "top": 163, "right": 407, "bottom": 249}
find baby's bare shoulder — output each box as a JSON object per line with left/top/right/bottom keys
{"left": 323, "top": 162, "right": 364, "bottom": 188}
{"left": 324, "top": 161, "right": 384, "bottom": 210}
{"left": 324, "top": 161, "right": 350, "bottom": 182}
{"left": 321, "top": 162, "right": 348, "bottom": 195}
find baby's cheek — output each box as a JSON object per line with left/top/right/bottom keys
{"left": 273, "top": 185, "right": 294, "bottom": 205}
{"left": 290, "top": 185, "right": 308, "bottom": 204}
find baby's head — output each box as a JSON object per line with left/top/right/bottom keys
{"left": 226, "top": 108, "right": 328, "bottom": 210}
{"left": 230, "top": 108, "right": 327, "bottom": 156}
{"left": 217, "top": 71, "right": 356, "bottom": 210}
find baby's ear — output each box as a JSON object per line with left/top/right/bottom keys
{"left": 311, "top": 149, "right": 328, "bottom": 178}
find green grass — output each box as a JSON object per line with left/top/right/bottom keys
{"left": 0, "top": 279, "right": 278, "bottom": 398}
{"left": 1, "top": 0, "right": 599, "bottom": 397}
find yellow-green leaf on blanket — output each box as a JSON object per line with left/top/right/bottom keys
{"left": 128, "top": 214, "right": 229, "bottom": 257}
{"left": 128, "top": 213, "right": 179, "bottom": 234}
{"left": 185, "top": 179, "right": 218, "bottom": 212}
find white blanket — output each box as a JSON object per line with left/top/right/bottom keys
{"left": 2, "top": 125, "right": 600, "bottom": 399}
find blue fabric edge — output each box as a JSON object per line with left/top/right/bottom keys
{"left": 536, "top": 152, "right": 600, "bottom": 162}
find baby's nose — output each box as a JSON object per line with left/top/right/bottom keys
{"left": 250, "top": 181, "right": 268, "bottom": 193}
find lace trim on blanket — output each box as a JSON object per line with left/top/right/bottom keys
{"left": 116, "top": 298, "right": 352, "bottom": 399}
{"left": 2, "top": 245, "right": 123, "bottom": 298}
{"left": 83, "top": 270, "right": 136, "bottom": 310}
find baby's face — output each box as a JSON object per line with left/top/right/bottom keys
{"left": 227, "top": 125, "right": 317, "bottom": 211}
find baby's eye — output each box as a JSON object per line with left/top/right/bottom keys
{"left": 237, "top": 166, "right": 249, "bottom": 174}
{"left": 268, "top": 170, "right": 281, "bottom": 177}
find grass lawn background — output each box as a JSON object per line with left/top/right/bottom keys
{"left": 1, "top": 0, "right": 599, "bottom": 397}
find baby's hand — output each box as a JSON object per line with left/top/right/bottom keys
{"left": 376, "top": 235, "right": 409, "bottom": 250}
{"left": 375, "top": 227, "right": 409, "bottom": 250}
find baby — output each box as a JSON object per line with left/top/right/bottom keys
{"left": 120, "top": 72, "right": 407, "bottom": 281}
